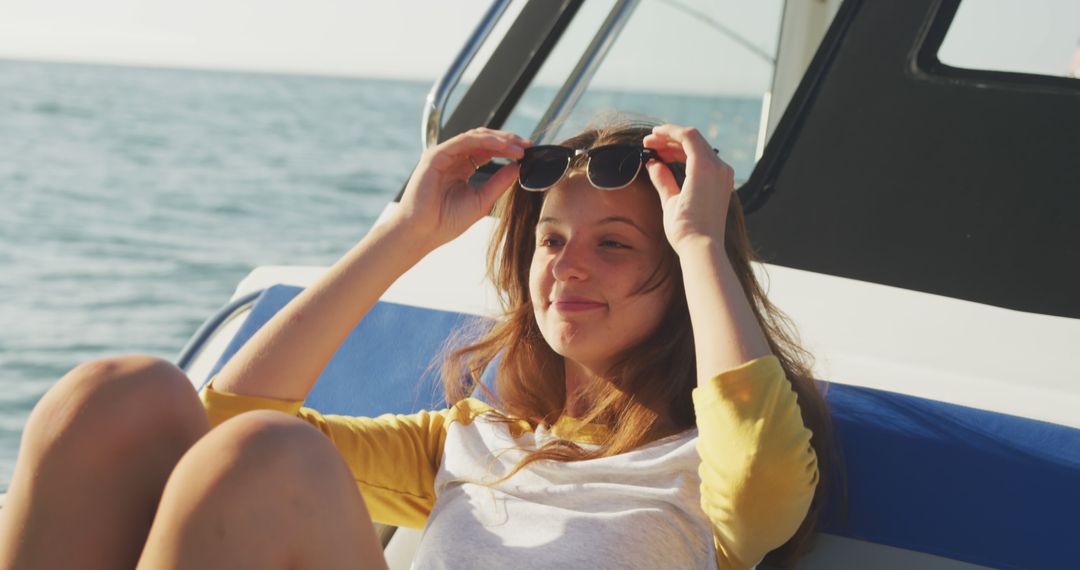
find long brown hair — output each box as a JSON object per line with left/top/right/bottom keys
{"left": 441, "top": 121, "right": 838, "bottom": 568}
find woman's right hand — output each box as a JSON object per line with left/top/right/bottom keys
{"left": 393, "top": 128, "right": 529, "bottom": 250}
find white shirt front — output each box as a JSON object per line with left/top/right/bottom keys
{"left": 410, "top": 414, "right": 717, "bottom": 569}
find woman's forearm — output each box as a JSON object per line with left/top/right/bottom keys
{"left": 208, "top": 128, "right": 525, "bottom": 401}
{"left": 212, "top": 215, "right": 432, "bottom": 401}
{"left": 677, "top": 236, "right": 771, "bottom": 386}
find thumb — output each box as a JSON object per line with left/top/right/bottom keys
{"left": 476, "top": 162, "right": 520, "bottom": 211}
{"left": 646, "top": 161, "right": 679, "bottom": 201}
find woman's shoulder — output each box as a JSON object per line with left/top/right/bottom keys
{"left": 444, "top": 397, "right": 495, "bottom": 421}
{"left": 443, "top": 397, "right": 535, "bottom": 437}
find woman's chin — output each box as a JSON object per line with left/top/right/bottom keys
{"left": 548, "top": 340, "right": 610, "bottom": 371}
{"left": 540, "top": 323, "right": 623, "bottom": 370}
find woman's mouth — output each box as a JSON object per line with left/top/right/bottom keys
{"left": 552, "top": 296, "right": 606, "bottom": 312}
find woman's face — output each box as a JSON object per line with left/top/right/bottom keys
{"left": 529, "top": 172, "right": 673, "bottom": 373}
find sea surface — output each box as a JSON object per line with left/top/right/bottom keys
{"left": 0, "top": 59, "right": 761, "bottom": 492}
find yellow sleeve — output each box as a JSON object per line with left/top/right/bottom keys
{"left": 692, "top": 355, "right": 819, "bottom": 570}
{"left": 200, "top": 380, "right": 466, "bottom": 529}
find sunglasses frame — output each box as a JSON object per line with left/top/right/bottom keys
{"left": 517, "top": 144, "right": 662, "bottom": 192}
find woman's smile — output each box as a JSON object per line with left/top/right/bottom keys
{"left": 551, "top": 294, "right": 607, "bottom": 313}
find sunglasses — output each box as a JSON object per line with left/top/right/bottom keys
{"left": 517, "top": 144, "right": 663, "bottom": 192}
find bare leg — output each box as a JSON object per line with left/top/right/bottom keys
{"left": 0, "top": 356, "right": 210, "bottom": 570}
{"left": 137, "top": 410, "right": 388, "bottom": 570}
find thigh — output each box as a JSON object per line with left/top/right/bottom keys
{"left": 138, "top": 410, "right": 388, "bottom": 570}
{"left": 0, "top": 355, "right": 209, "bottom": 570}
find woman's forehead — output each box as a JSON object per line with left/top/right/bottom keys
{"left": 537, "top": 175, "right": 660, "bottom": 227}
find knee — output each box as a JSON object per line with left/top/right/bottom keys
{"left": 23, "top": 355, "right": 208, "bottom": 460}
{"left": 147, "top": 413, "right": 370, "bottom": 567}
{"left": 187, "top": 411, "right": 350, "bottom": 490}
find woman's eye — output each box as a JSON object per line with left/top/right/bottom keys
{"left": 538, "top": 235, "right": 564, "bottom": 247}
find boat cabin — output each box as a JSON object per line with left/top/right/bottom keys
{"left": 180, "top": 1, "right": 1080, "bottom": 568}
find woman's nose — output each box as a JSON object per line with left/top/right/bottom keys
{"left": 552, "top": 241, "right": 590, "bottom": 282}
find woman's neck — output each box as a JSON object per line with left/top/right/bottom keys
{"left": 561, "top": 359, "right": 679, "bottom": 436}
{"left": 562, "top": 359, "right": 605, "bottom": 419}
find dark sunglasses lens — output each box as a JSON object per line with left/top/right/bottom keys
{"left": 520, "top": 147, "right": 571, "bottom": 191}
{"left": 588, "top": 146, "right": 643, "bottom": 189}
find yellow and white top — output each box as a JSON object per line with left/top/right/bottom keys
{"left": 201, "top": 355, "right": 818, "bottom": 570}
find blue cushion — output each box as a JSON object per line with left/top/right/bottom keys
{"left": 821, "top": 383, "right": 1080, "bottom": 569}
{"left": 206, "top": 284, "right": 480, "bottom": 416}
{"left": 209, "top": 284, "right": 1080, "bottom": 568}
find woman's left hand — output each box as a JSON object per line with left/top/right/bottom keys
{"left": 643, "top": 124, "right": 735, "bottom": 254}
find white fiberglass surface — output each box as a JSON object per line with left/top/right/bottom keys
{"left": 757, "top": 263, "right": 1080, "bottom": 428}
{"left": 232, "top": 204, "right": 500, "bottom": 318}
{"left": 233, "top": 203, "right": 1079, "bottom": 428}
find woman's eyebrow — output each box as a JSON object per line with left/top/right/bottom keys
{"left": 537, "top": 215, "right": 651, "bottom": 238}
{"left": 597, "top": 216, "right": 651, "bottom": 238}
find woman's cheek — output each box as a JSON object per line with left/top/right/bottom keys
{"left": 527, "top": 257, "right": 549, "bottom": 303}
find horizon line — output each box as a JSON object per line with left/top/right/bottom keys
{"left": 0, "top": 54, "right": 766, "bottom": 99}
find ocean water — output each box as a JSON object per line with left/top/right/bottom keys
{"left": 0, "top": 59, "right": 760, "bottom": 492}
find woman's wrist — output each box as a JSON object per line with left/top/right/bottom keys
{"left": 375, "top": 208, "right": 444, "bottom": 259}
{"left": 672, "top": 232, "right": 724, "bottom": 260}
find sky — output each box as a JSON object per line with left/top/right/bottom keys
{"left": 0, "top": 0, "right": 789, "bottom": 94}
{"left": 0, "top": 0, "right": 497, "bottom": 80}
{"left": 0, "top": 0, "right": 1077, "bottom": 88}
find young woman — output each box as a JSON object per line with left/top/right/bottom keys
{"left": 0, "top": 122, "right": 834, "bottom": 569}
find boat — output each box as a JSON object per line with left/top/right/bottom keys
{"left": 172, "top": 0, "right": 1079, "bottom": 568}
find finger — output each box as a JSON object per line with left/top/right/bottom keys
{"left": 448, "top": 126, "right": 530, "bottom": 147}
{"left": 645, "top": 160, "right": 679, "bottom": 201}
{"left": 455, "top": 147, "right": 520, "bottom": 182}
{"left": 476, "top": 162, "right": 520, "bottom": 211}
{"left": 650, "top": 124, "right": 717, "bottom": 164}
{"left": 643, "top": 134, "right": 687, "bottom": 163}
{"left": 454, "top": 139, "right": 527, "bottom": 180}
{"left": 440, "top": 128, "right": 529, "bottom": 158}
{"left": 431, "top": 141, "right": 526, "bottom": 181}
{"left": 464, "top": 147, "right": 518, "bottom": 169}
{"left": 645, "top": 146, "right": 688, "bottom": 166}
{"left": 642, "top": 134, "right": 684, "bottom": 150}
